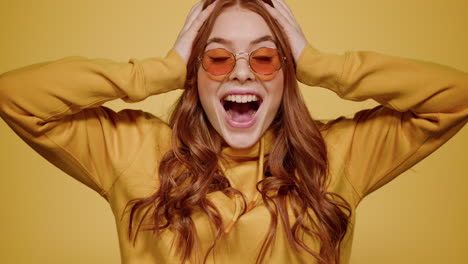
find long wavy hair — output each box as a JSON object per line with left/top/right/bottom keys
{"left": 124, "top": 0, "right": 352, "bottom": 263}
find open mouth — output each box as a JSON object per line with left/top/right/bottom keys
{"left": 221, "top": 94, "right": 263, "bottom": 127}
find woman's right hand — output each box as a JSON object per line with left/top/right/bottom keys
{"left": 173, "top": 0, "right": 218, "bottom": 65}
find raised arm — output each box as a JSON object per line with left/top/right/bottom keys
{"left": 0, "top": 0, "right": 218, "bottom": 200}
{"left": 0, "top": 51, "right": 186, "bottom": 124}
{"left": 260, "top": 0, "right": 467, "bottom": 200}
{"left": 296, "top": 43, "right": 468, "bottom": 199}
{"left": 0, "top": 50, "right": 186, "bottom": 198}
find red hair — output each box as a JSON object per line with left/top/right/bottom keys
{"left": 124, "top": 1, "right": 352, "bottom": 263}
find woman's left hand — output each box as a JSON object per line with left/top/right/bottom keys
{"left": 259, "top": 0, "right": 308, "bottom": 64}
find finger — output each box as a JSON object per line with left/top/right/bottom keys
{"left": 183, "top": 0, "right": 218, "bottom": 34}
{"left": 184, "top": 0, "right": 217, "bottom": 35}
{"left": 182, "top": 1, "right": 205, "bottom": 32}
{"left": 272, "top": 0, "right": 299, "bottom": 25}
{"left": 271, "top": 0, "right": 299, "bottom": 30}
{"left": 270, "top": 0, "right": 296, "bottom": 29}
{"left": 260, "top": 0, "right": 294, "bottom": 30}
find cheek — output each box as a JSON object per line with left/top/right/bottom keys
{"left": 197, "top": 69, "right": 211, "bottom": 99}
{"left": 197, "top": 68, "right": 222, "bottom": 94}
{"left": 255, "top": 71, "right": 279, "bottom": 82}
{"left": 269, "top": 72, "right": 285, "bottom": 106}
{"left": 207, "top": 74, "right": 225, "bottom": 82}
{"left": 197, "top": 69, "right": 219, "bottom": 111}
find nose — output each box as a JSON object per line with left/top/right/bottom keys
{"left": 228, "top": 55, "right": 255, "bottom": 83}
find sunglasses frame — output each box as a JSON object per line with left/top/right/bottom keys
{"left": 198, "top": 46, "right": 287, "bottom": 76}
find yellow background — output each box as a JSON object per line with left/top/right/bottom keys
{"left": 0, "top": 0, "right": 466, "bottom": 263}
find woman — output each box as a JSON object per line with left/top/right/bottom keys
{"left": 0, "top": 0, "right": 466, "bottom": 263}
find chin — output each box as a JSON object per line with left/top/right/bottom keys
{"left": 221, "top": 128, "right": 263, "bottom": 149}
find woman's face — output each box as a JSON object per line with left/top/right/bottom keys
{"left": 197, "top": 7, "right": 284, "bottom": 149}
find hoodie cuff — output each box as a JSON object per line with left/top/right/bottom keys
{"left": 295, "top": 43, "right": 346, "bottom": 90}
{"left": 141, "top": 48, "right": 187, "bottom": 97}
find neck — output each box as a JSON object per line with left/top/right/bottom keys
{"left": 221, "top": 129, "right": 275, "bottom": 159}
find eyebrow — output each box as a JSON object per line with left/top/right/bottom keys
{"left": 206, "top": 35, "right": 277, "bottom": 47}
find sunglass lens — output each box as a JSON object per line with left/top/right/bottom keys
{"left": 250, "top": 48, "right": 281, "bottom": 75}
{"left": 202, "top": 49, "right": 235, "bottom": 76}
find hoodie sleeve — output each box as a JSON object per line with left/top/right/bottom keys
{"left": 0, "top": 49, "right": 186, "bottom": 200}
{"left": 296, "top": 43, "right": 468, "bottom": 200}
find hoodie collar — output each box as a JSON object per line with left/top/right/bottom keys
{"left": 218, "top": 128, "right": 275, "bottom": 233}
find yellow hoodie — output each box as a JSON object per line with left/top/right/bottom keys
{"left": 0, "top": 43, "right": 466, "bottom": 263}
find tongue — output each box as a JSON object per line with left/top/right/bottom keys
{"left": 227, "top": 103, "right": 255, "bottom": 122}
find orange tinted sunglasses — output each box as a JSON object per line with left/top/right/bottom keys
{"left": 198, "top": 47, "right": 286, "bottom": 76}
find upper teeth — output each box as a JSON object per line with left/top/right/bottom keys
{"left": 224, "top": 94, "right": 259, "bottom": 103}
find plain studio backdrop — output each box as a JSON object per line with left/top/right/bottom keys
{"left": 0, "top": 0, "right": 466, "bottom": 263}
